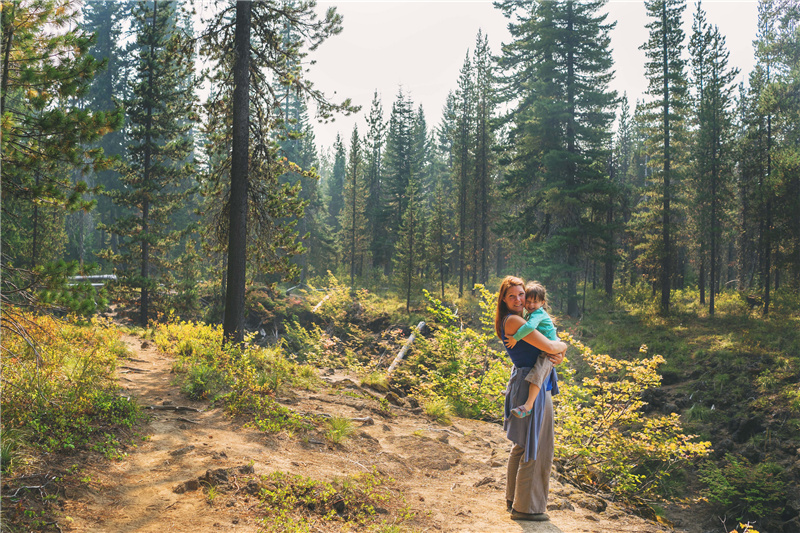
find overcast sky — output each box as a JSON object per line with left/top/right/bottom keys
{"left": 305, "top": 0, "right": 759, "bottom": 151}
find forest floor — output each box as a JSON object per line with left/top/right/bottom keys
{"left": 49, "top": 332, "right": 689, "bottom": 533}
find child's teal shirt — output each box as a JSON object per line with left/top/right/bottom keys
{"left": 512, "top": 307, "right": 557, "bottom": 342}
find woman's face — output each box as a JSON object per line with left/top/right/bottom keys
{"left": 503, "top": 284, "right": 525, "bottom": 315}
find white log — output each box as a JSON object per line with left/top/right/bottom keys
{"left": 312, "top": 293, "right": 332, "bottom": 312}
{"left": 386, "top": 321, "right": 425, "bottom": 375}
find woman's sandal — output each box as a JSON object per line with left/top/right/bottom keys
{"left": 511, "top": 405, "right": 531, "bottom": 418}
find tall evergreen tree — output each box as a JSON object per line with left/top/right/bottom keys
{"left": 689, "top": 2, "right": 738, "bottom": 316}
{"left": 452, "top": 52, "right": 474, "bottom": 296}
{"left": 1, "top": 0, "right": 122, "bottom": 317}
{"left": 382, "top": 88, "right": 415, "bottom": 272}
{"left": 327, "top": 133, "right": 346, "bottom": 236}
{"left": 364, "top": 91, "right": 386, "bottom": 272}
{"left": 497, "top": 0, "right": 617, "bottom": 316}
{"left": 104, "top": 0, "right": 196, "bottom": 326}
{"left": 80, "top": 1, "right": 132, "bottom": 263}
{"left": 394, "top": 175, "right": 423, "bottom": 312}
{"left": 472, "top": 30, "right": 497, "bottom": 286}
{"left": 640, "top": 0, "right": 689, "bottom": 314}
{"left": 200, "top": 0, "right": 354, "bottom": 343}
{"left": 339, "top": 125, "right": 369, "bottom": 289}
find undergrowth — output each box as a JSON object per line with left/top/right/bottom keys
{"left": 0, "top": 308, "right": 144, "bottom": 464}
{"left": 153, "top": 315, "right": 319, "bottom": 435}
{"left": 258, "top": 468, "right": 413, "bottom": 533}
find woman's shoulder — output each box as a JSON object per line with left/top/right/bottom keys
{"left": 503, "top": 314, "right": 525, "bottom": 334}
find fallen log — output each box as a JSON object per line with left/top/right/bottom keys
{"left": 386, "top": 321, "right": 425, "bottom": 375}
{"left": 311, "top": 293, "right": 332, "bottom": 312}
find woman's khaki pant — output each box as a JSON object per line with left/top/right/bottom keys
{"left": 506, "top": 391, "right": 553, "bottom": 514}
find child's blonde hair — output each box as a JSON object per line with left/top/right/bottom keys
{"left": 524, "top": 281, "right": 549, "bottom": 311}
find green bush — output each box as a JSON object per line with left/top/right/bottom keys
{"left": 699, "top": 453, "right": 786, "bottom": 521}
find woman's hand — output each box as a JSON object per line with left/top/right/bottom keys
{"left": 547, "top": 351, "right": 565, "bottom": 365}
{"left": 504, "top": 337, "right": 518, "bottom": 349}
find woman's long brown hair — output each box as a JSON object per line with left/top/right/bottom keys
{"left": 494, "top": 276, "right": 525, "bottom": 339}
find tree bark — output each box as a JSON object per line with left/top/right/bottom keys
{"left": 222, "top": 1, "right": 251, "bottom": 346}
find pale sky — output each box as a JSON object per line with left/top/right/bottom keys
{"left": 307, "top": 0, "right": 759, "bottom": 150}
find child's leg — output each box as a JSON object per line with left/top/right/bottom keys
{"left": 521, "top": 357, "right": 554, "bottom": 411}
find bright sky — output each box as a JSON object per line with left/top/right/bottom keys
{"left": 307, "top": 0, "right": 759, "bottom": 151}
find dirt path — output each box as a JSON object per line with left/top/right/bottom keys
{"left": 60, "top": 333, "right": 678, "bottom": 533}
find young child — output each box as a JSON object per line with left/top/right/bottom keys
{"left": 504, "top": 281, "right": 560, "bottom": 418}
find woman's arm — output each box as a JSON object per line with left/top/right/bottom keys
{"left": 504, "top": 315, "right": 567, "bottom": 356}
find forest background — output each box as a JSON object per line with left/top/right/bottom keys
{"left": 2, "top": 0, "right": 800, "bottom": 531}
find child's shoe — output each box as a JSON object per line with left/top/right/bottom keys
{"left": 511, "top": 405, "right": 531, "bottom": 418}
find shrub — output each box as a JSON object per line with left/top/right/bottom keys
{"left": 258, "top": 469, "right": 410, "bottom": 532}
{"left": 422, "top": 398, "right": 453, "bottom": 425}
{"left": 0, "top": 309, "right": 143, "bottom": 452}
{"left": 393, "top": 288, "right": 509, "bottom": 421}
{"left": 325, "top": 417, "right": 354, "bottom": 444}
{"left": 554, "top": 335, "right": 711, "bottom": 498}
{"left": 699, "top": 453, "right": 786, "bottom": 522}
{"left": 154, "top": 319, "right": 315, "bottom": 435}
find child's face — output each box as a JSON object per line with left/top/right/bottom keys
{"left": 525, "top": 297, "right": 544, "bottom": 312}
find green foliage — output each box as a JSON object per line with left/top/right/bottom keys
{"left": 154, "top": 319, "right": 316, "bottom": 435}
{"left": 324, "top": 417, "right": 355, "bottom": 445}
{"left": 393, "top": 288, "right": 508, "bottom": 421}
{"left": 555, "top": 334, "right": 711, "bottom": 497}
{"left": 699, "top": 454, "right": 786, "bottom": 521}
{"left": 258, "top": 469, "right": 411, "bottom": 532}
{"left": 422, "top": 398, "right": 453, "bottom": 426}
{"left": 0, "top": 310, "right": 143, "bottom": 454}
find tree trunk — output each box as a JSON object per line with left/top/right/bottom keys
{"left": 140, "top": 1, "right": 157, "bottom": 327}
{"left": 660, "top": 0, "right": 672, "bottom": 316}
{"left": 222, "top": 1, "right": 251, "bottom": 346}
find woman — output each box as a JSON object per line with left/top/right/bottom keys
{"left": 495, "top": 276, "right": 567, "bottom": 522}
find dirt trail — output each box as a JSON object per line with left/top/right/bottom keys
{"left": 60, "top": 333, "right": 678, "bottom": 533}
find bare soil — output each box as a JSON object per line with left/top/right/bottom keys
{"left": 56, "top": 333, "right": 683, "bottom": 533}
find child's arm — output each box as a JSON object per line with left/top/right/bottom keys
{"left": 509, "top": 312, "right": 544, "bottom": 344}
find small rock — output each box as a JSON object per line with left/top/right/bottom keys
{"left": 474, "top": 476, "right": 495, "bottom": 488}
{"left": 490, "top": 460, "right": 503, "bottom": 468}
{"left": 169, "top": 445, "right": 195, "bottom": 456}
{"left": 573, "top": 494, "right": 607, "bottom": 513}
{"left": 585, "top": 514, "right": 599, "bottom": 521}
{"left": 385, "top": 391, "right": 404, "bottom": 406}
{"left": 359, "top": 417, "right": 375, "bottom": 426}
{"left": 382, "top": 424, "right": 392, "bottom": 432}
{"left": 141, "top": 341, "right": 150, "bottom": 349}
{"left": 547, "top": 497, "right": 574, "bottom": 511}
{"left": 162, "top": 400, "right": 174, "bottom": 406}
{"left": 173, "top": 479, "right": 200, "bottom": 494}
{"left": 437, "top": 434, "right": 449, "bottom": 444}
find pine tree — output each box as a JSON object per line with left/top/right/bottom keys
{"left": 339, "top": 125, "right": 369, "bottom": 289}
{"left": 640, "top": 0, "right": 689, "bottom": 314}
{"left": 394, "top": 175, "right": 423, "bottom": 312}
{"left": 327, "top": 133, "right": 346, "bottom": 236}
{"left": 364, "top": 91, "right": 386, "bottom": 272}
{"left": 382, "top": 88, "right": 415, "bottom": 272}
{"left": 428, "top": 181, "right": 454, "bottom": 299}
{"left": 200, "top": 1, "right": 355, "bottom": 343}
{"left": 452, "top": 52, "right": 474, "bottom": 296}
{"left": 80, "top": 1, "right": 132, "bottom": 263}
{"left": 497, "top": 0, "right": 617, "bottom": 316}
{"left": 689, "top": 2, "right": 738, "bottom": 316}
{"left": 472, "top": 30, "right": 497, "bottom": 286}
{"left": 104, "top": 0, "right": 196, "bottom": 326}
{"left": 1, "top": 0, "right": 122, "bottom": 317}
